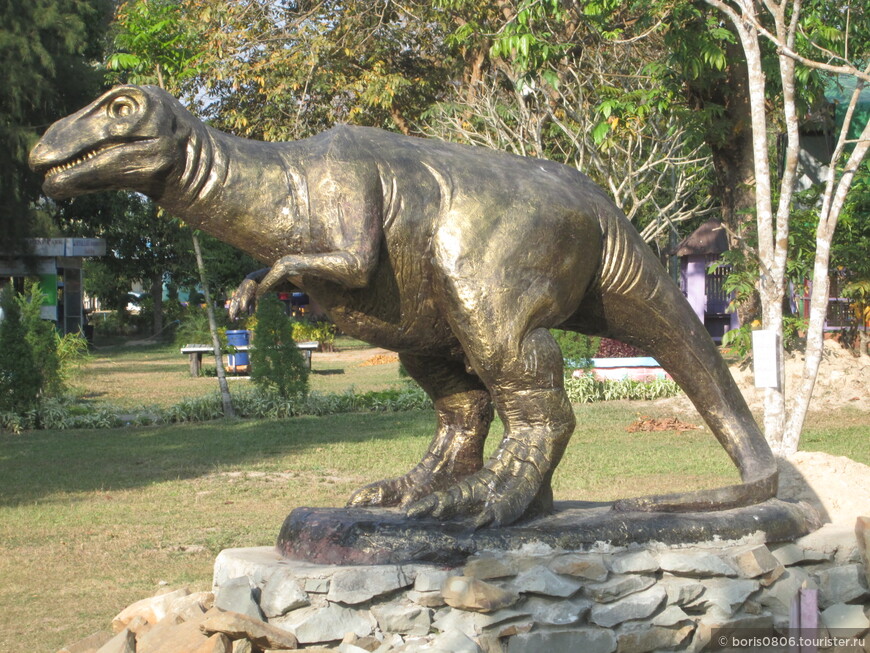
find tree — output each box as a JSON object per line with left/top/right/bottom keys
{"left": 58, "top": 190, "right": 258, "bottom": 333}
{"left": 435, "top": 0, "right": 869, "bottom": 456}
{"left": 251, "top": 294, "right": 309, "bottom": 398}
{"left": 16, "top": 282, "right": 63, "bottom": 398}
{"left": 59, "top": 191, "right": 194, "bottom": 334}
{"left": 423, "top": 5, "right": 718, "bottom": 248}
{"left": 0, "top": 0, "right": 112, "bottom": 251}
{"left": 179, "top": 0, "right": 459, "bottom": 140}
{"left": 702, "top": 0, "right": 870, "bottom": 454}
{"left": 106, "top": 0, "right": 237, "bottom": 415}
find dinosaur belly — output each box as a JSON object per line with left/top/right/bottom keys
{"left": 299, "top": 275, "right": 461, "bottom": 358}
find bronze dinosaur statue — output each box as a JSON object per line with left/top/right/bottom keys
{"left": 30, "top": 85, "right": 777, "bottom": 528}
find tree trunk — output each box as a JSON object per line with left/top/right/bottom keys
{"left": 150, "top": 270, "right": 164, "bottom": 337}
{"left": 782, "top": 114, "right": 870, "bottom": 454}
{"left": 704, "top": 0, "right": 870, "bottom": 457}
{"left": 192, "top": 232, "right": 235, "bottom": 418}
{"left": 733, "top": 18, "right": 788, "bottom": 450}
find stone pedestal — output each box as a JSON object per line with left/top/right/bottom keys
{"left": 277, "top": 499, "right": 822, "bottom": 566}
{"left": 213, "top": 527, "right": 870, "bottom": 653}
{"left": 198, "top": 500, "right": 870, "bottom": 651}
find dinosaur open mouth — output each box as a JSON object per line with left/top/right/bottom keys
{"left": 43, "top": 140, "right": 149, "bottom": 179}
{"left": 45, "top": 147, "right": 104, "bottom": 178}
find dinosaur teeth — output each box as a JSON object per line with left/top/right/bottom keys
{"left": 45, "top": 148, "right": 103, "bottom": 178}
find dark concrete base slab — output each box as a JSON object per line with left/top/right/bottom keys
{"left": 277, "top": 499, "right": 821, "bottom": 565}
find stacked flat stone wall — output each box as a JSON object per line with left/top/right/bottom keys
{"left": 204, "top": 525, "right": 869, "bottom": 653}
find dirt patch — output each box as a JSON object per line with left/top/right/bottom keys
{"left": 360, "top": 352, "right": 401, "bottom": 367}
{"left": 777, "top": 451, "right": 870, "bottom": 525}
{"left": 626, "top": 416, "right": 700, "bottom": 433}
{"left": 729, "top": 339, "right": 869, "bottom": 412}
{"left": 658, "top": 339, "right": 869, "bottom": 414}
{"left": 314, "top": 347, "right": 393, "bottom": 364}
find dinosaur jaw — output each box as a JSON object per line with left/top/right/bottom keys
{"left": 33, "top": 137, "right": 162, "bottom": 200}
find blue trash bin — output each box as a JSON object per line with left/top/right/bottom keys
{"left": 226, "top": 329, "right": 251, "bottom": 373}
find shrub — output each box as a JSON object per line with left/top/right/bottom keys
{"left": 175, "top": 305, "right": 216, "bottom": 346}
{"left": 0, "top": 286, "right": 41, "bottom": 414}
{"left": 91, "top": 310, "right": 136, "bottom": 337}
{"left": 551, "top": 330, "right": 600, "bottom": 369}
{"left": 15, "top": 282, "right": 63, "bottom": 396}
{"left": 160, "top": 385, "right": 432, "bottom": 423}
{"left": 55, "top": 331, "right": 90, "bottom": 388}
{"left": 251, "top": 294, "right": 309, "bottom": 398}
{"left": 291, "top": 320, "right": 337, "bottom": 351}
{"left": 564, "top": 374, "right": 681, "bottom": 403}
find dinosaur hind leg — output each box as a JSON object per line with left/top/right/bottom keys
{"left": 406, "top": 294, "right": 577, "bottom": 528}
{"left": 346, "top": 353, "right": 493, "bottom": 509}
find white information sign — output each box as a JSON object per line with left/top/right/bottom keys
{"left": 752, "top": 329, "right": 781, "bottom": 389}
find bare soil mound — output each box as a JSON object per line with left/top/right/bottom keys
{"left": 729, "top": 338, "right": 869, "bottom": 412}
{"left": 777, "top": 450, "right": 870, "bottom": 525}
{"left": 659, "top": 339, "right": 868, "bottom": 413}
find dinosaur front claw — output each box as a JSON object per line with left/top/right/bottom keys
{"left": 228, "top": 278, "right": 259, "bottom": 320}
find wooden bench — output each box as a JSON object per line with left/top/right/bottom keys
{"left": 180, "top": 341, "right": 319, "bottom": 377}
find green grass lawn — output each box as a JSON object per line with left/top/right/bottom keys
{"left": 0, "top": 339, "right": 866, "bottom": 651}
{"left": 76, "top": 337, "right": 403, "bottom": 410}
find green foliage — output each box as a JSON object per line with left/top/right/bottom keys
{"left": 175, "top": 305, "right": 227, "bottom": 347}
{"left": 721, "top": 323, "right": 754, "bottom": 359}
{"left": 0, "top": 287, "right": 42, "bottom": 414}
{"left": 722, "top": 315, "right": 808, "bottom": 360}
{"left": 710, "top": 247, "right": 759, "bottom": 317}
{"left": 0, "top": 282, "right": 91, "bottom": 420}
{"left": 15, "top": 282, "right": 63, "bottom": 396}
{"left": 106, "top": 0, "right": 202, "bottom": 95}
{"left": 90, "top": 310, "right": 137, "bottom": 337}
{"left": 0, "top": 0, "right": 112, "bottom": 250}
{"left": 0, "top": 396, "right": 121, "bottom": 434}
{"left": 64, "top": 194, "right": 258, "bottom": 334}
{"left": 290, "top": 320, "right": 337, "bottom": 350}
{"left": 251, "top": 294, "right": 309, "bottom": 398}
{"left": 551, "top": 330, "right": 600, "bottom": 370}
{"left": 55, "top": 331, "right": 90, "bottom": 387}
{"left": 564, "top": 374, "right": 682, "bottom": 404}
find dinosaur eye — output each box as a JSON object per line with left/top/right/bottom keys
{"left": 108, "top": 96, "right": 138, "bottom": 119}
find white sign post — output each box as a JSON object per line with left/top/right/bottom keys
{"left": 752, "top": 329, "right": 781, "bottom": 389}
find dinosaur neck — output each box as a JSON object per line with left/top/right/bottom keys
{"left": 156, "top": 119, "right": 231, "bottom": 225}
{"left": 155, "top": 116, "right": 307, "bottom": 263}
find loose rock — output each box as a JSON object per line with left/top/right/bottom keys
{"left": 507, "top": 627, "right": 617, "bottom": 653}
{"left": 442, "top": 576, "right": 520, "bottom": 613}
{"left": 510, "top": 565, "right": 583, "bottom": 597}
{"left": 819, "top": 603, "right": 870, "bottom": 638}
{"left": 112, "top": 588, "right": 190, "bottom": 632}
{"left": 657, "top": 551, "right": 737, "bottom": 577}
{"left": 548, "top": 553, "right": 609, "bottom": 581}
{"left": 200, "top": 609, "right": 299, "bottom": 649}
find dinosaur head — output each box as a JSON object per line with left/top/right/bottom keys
{"left": 29, "top": 85, "right": 191, "bottom": 200}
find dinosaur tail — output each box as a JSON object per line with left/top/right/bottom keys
{"left": 569, "top": 214, "right": 777, "bottom": 513}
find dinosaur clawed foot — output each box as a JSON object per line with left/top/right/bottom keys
{"left": 405, "top": 437, "right": 553, "bottom": 529}
{"left": 347, "top": 475, "right": 427, "bottom": 509}
{"left": 346, "top": 461, "right": 470, "bottom": 510}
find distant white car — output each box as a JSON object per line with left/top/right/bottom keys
{"left": 125, "top": 292, "right": 146, "bottom": 315}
